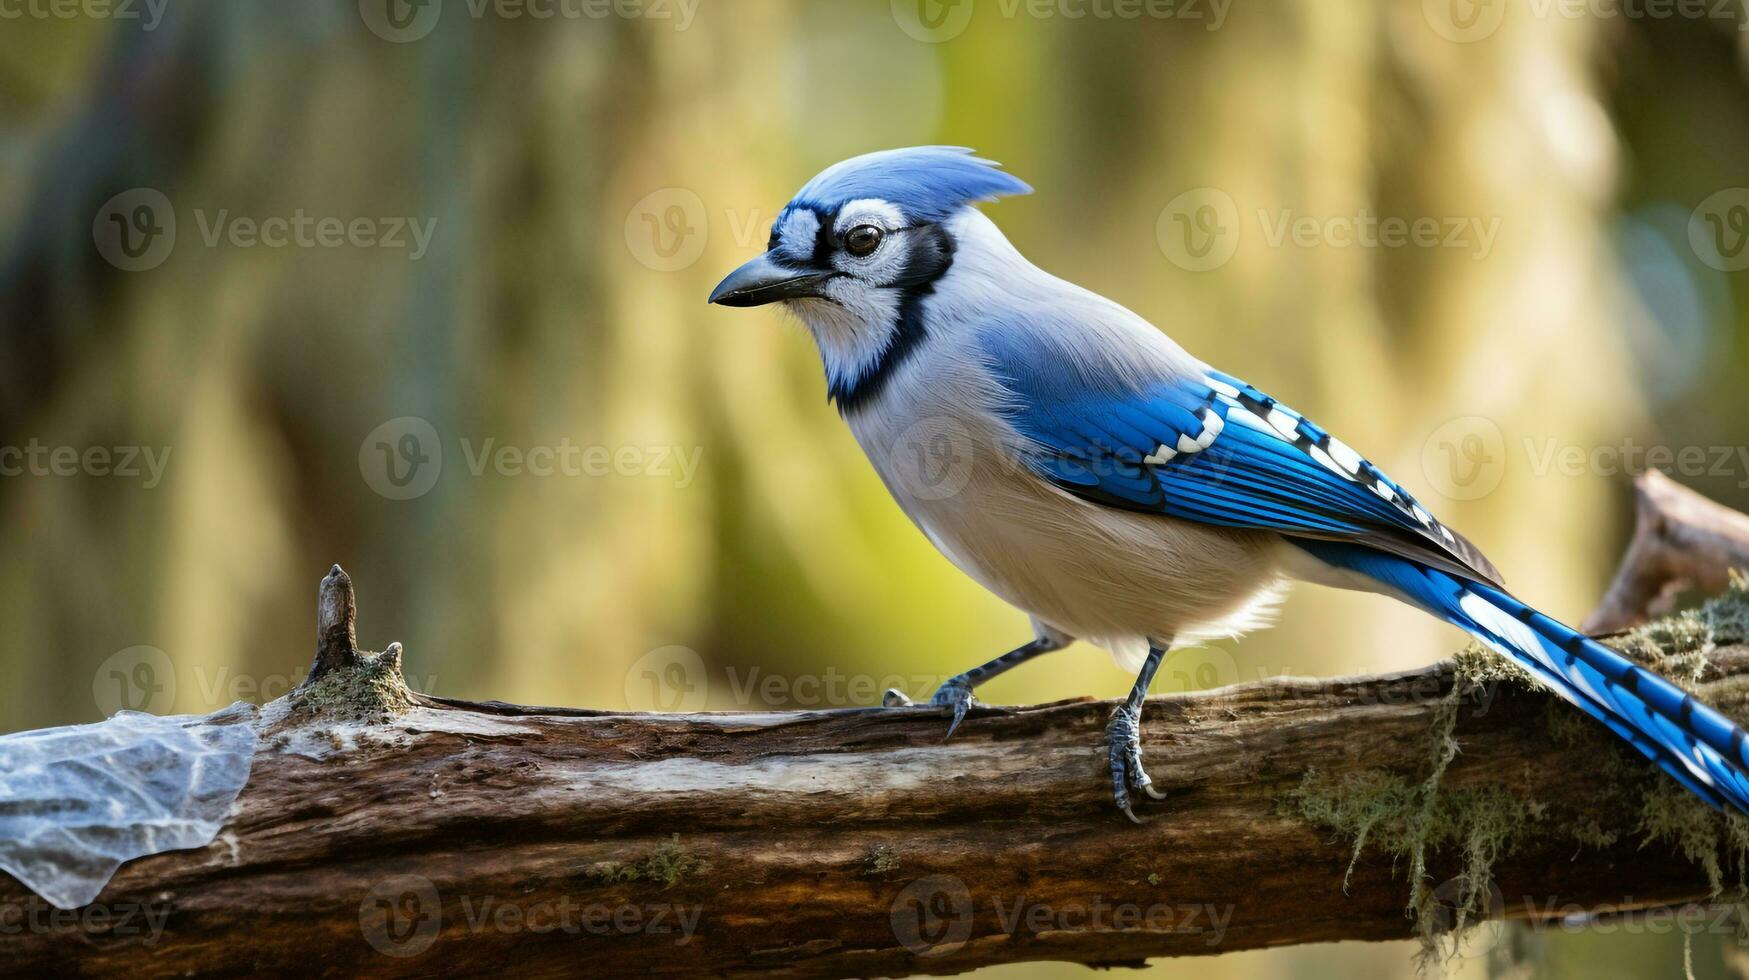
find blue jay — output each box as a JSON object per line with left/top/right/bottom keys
{"left": 708, "top": 146, "right": 1749, "bottom": 821}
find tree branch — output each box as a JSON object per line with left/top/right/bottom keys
{"left": 6, "top": 477, "right": 1749, "bottom": 978}
{"left": 1583, "top": 469, "right": 1749, "bottom": 633}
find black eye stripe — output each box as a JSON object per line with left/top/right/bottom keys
{"left": 830, "top": 222, "right": 955, "bottom": 414}
{"left": 826, "top": 220, "right": 932, "bottom": 254}
{"left": 784, "top": 206, "right": 937, "bottom": 268}
{"left": 811, "top": 214, "right": 834, "bottom": 267}
{"left": 834, "top": 222, "right": 929, "bottom": 239}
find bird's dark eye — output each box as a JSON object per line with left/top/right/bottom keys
{"left": 844, "top": 224, "right": 883, "bottom": 257}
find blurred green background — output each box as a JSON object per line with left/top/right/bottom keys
{"left": 4, "top": 0, "right": 1749, "bottom": 976}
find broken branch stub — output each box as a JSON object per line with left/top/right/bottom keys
{"left": 287, "top": 563, "right": 412, "bottom": 727}
{"left": 1583, "top": 470, "right": 1749, "bottom": 634}
{"left": 311, "top": 563, "right": 361, "bottom": 679}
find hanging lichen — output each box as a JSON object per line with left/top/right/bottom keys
{"left": 1285, "top": 578, "right": 1749, "bottom": 971}
{"left": 1283, "top": 650, "right": 1542, "bottom": 967}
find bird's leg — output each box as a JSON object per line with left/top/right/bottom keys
{"left": 1107, "top": 640, "right": 1169, "bottom": 823}
{"left": 882, "top": 634, "right": 1065, "bottom": 740}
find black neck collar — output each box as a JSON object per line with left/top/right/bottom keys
{"left": 830, "top": 223, "right": 956, "bottom": 415}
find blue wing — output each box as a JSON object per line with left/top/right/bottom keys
{"left": 992, "top": 356, "right": 1502, "bottom": 587}
{"left": 988, "top": 347, "right": 1749, "bottom": 813}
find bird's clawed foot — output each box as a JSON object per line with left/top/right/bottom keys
{"left": 928, "top": 678, "right": 977, "bottom": 740}
{"left": 1106, "top": 707, "right": 1167, "bottom": 823}
{"left": 882, "top": 677, "right": 977, "bottom": 740}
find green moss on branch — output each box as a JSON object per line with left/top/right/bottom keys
{"left": 1285, "top": 579, "right": 1749, "bottom": 968}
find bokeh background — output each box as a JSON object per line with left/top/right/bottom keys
{"left": 3, "top": 0, "right": 1749, "bottom": 976}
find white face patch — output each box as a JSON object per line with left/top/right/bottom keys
{"left": 830, "top": 198, "right": 910, "bottom": 286}
{"left": 774, "top": 208, "right": 821, "bottom": 264}
{"left": 834, "top": 198, "right": 904, "bottom": 234}
{"left": 789, "top": 286, "right": 900, "bottom": 396}
{"left": 766, "top": 197, "right": 969, "bottom": 409}
{"left": 779, "top": 198, "right": 919, "bottom": 392}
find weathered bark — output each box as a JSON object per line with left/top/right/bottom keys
{"left": 7, "top": 478, "right": 1749, "bottom": 979}
{"left": 11, "top": 651, "right": 1749, "bottom": 980}
{"left": 1584, "top": 469, "right": 1749, "bottom": 633}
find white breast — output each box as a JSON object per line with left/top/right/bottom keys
{"left": 843, "top": 330, "right": 1287, "bottom": 671}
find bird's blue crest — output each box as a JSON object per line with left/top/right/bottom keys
{"left": 789, "top": 146, "right": 1031, "bottom": 223}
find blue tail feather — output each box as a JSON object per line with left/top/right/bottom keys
{"left": 1294, "top": 539, "right": 1749, "bottom": 814}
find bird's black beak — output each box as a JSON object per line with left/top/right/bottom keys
{"left": 708, "top": 254, "right": 835, "bottom": 307}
